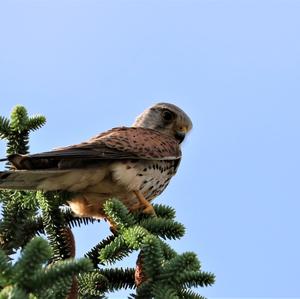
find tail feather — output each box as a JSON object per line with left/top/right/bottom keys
{"left": 0, "top": 170, "right": 70, "bottom": 190}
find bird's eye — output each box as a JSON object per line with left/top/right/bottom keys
{"left": 162, "top": 110, "right": 174, "bottom": 122}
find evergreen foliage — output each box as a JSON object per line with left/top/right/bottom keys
{"left": 0, "top": 105, "right": 215, "bottom": 298}
{"left": 0, "top": 237, "right": 92, "bottom": 299}
{"left": 0, "top": 105, "right": 45, "bottom": 159}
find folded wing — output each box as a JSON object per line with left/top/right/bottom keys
{"left": 8, "top": 127, "right": 181, "bottom": 170}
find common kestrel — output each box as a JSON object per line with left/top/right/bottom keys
{"left": 0, "top": 103, "right": 192, "bottom": 218}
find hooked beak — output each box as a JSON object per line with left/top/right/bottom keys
{"left": 175, "top": 126, "right": 188, "bottom": 144}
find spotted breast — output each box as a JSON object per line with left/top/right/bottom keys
{"left": 111, "top": 159, "right": 180, "bottom": 201}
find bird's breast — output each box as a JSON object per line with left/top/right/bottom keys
{"left": 110, "top": 159, "right": 178, "bottom": 200}
{"left": 68, "top": 159, "right": 179, "bottom": 219}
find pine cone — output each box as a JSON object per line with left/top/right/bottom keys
{"left": 135, "top": 251, "right": 146, "bottom": 286}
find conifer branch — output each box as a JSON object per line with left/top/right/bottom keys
{"left": 139, "top": 217, "right": 185, "bottom": 240}
{"left": 26, "top": 116, "right": 46, "bottom": 132}
{"left": 0, "top": 250, "right": 12, "bottom": 287}
{"left": 63, "top": 209, "right": 101, "bottom": 229}
{"left": 37, "top": 191, "right": 74, "bottom": 261}
{"left": 0, "top": 116, "right": 10, "bottom": 138}
{"left": 99, "top": 268, "right": 136, "bottom": 292}
{"left": 85, "top": 235, "right": 118, "bottom": 267}
{"left": 99, "top": 235, "right": 132, "bottom": 264}
{"left": 0, "top": 191, "right": 38, "bottom": 255}
{"left": 78, "top": 271, "right": 108, "bottom": 297}
{"left": 0, "top": 237, "right": 92, "bottom": 299}
{"left": 178, "top": 289, "right": 207, "bottom": 299}
{"left": 152, "top": 286, "right": 179, "bottom": 299}
{"left": 98, "top": 200, "right": 215, "bottom": 298}
{"left": 103, "top": 198, "right": 136, "bottom": 231}
{"left": 152, "top": 204, "right": 176, "bottom": 219}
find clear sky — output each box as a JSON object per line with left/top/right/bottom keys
{"left": 1, "top": 0, "right": 300, "bottom": 298}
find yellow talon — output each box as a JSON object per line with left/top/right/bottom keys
{"left": 133, "top": 190, "right": 156, "bottom": 216}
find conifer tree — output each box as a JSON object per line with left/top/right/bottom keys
{"left": 0, "top": 105, "right": 215, "bottom": 298}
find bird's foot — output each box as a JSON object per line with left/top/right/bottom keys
{"left": 133, "top": 190, "right": 156, "bottom": 216}
{"left": 142, "top": 204, "right": 156, "bottom": 216}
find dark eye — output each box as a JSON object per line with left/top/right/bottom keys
{"left": 162, "top": 110, "right": 174, "bottom": 122}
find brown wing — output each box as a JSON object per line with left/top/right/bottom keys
{"left": 9, "top": 127, "right": 181, "bottom": 170}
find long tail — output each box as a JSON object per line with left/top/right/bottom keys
{"left": 0, "top": 170, "right": 70, "bottom": 190}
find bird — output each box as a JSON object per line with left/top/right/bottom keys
{"left": 0, "top": 103, "right": 192, "bottom": 219}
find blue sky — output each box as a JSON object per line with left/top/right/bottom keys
{"left": 1, "top": 0, "right": 300, "bottom": 298}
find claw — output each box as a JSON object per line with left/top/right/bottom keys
{"left": 143, "top": 205, "right": 156, "bottom": 216}
{"left": 133, "top": 190, "right": 156, "bottom": 216}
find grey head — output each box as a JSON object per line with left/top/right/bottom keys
{"left": 132, "top": 103, "right": 193, "bottom": 143}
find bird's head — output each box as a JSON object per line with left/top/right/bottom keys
{"left": 133, "top": 103, "right": 193, "bottom": 144}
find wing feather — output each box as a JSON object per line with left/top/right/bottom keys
{"left": 9, "top": 127, "right": 181, "bottom": 170}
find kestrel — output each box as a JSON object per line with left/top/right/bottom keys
{"left": 0, "top": 103, "right": 192, "bottom": 218}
